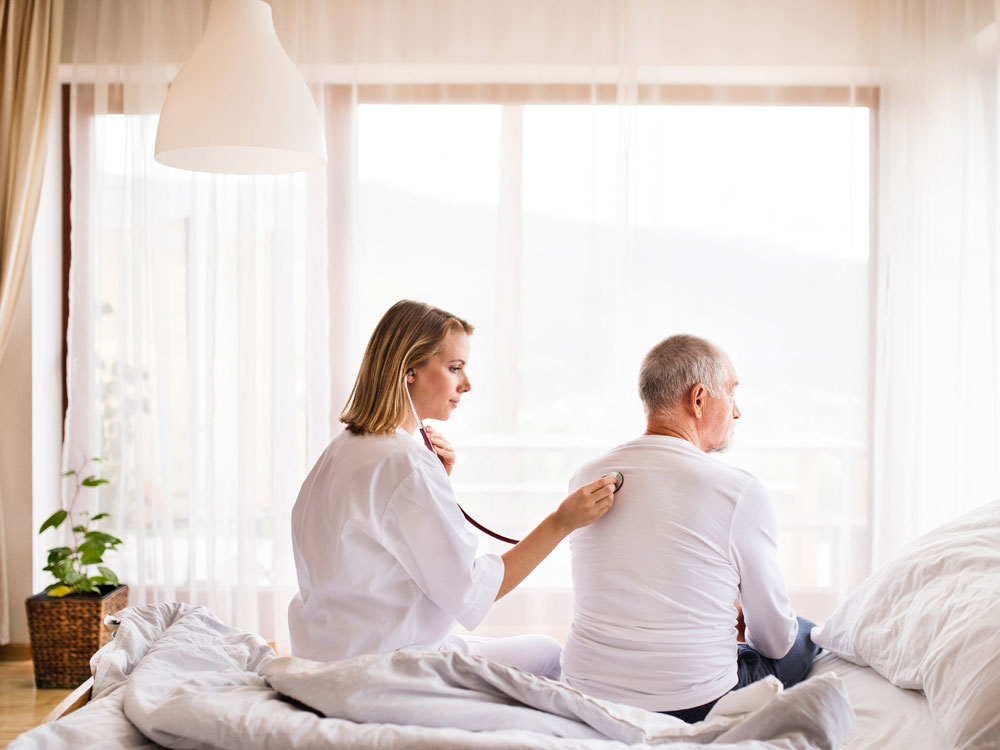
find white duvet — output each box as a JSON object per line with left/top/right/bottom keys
{"left": 809, "top": 653, "right": 946, "bottom": 749}
{"left": 12, "top": 603, "right": 855, "bottom": 749}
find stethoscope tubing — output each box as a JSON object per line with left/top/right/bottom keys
{"left": 403, "top": 374, "right": 622, "bottom": 546}
{"left": 404, "top": 375, "right": 521, "bottom": 544}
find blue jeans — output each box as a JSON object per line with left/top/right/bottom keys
{"left": 664, "top": 616, "right": 821, "bottom": 724}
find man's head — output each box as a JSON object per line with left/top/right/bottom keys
{"left": 639, "top": 334, "right": 741, "bottom": 453}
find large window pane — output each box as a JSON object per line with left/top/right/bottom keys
{"left": 357, "top": 101, "right": 870, "bottom": 635}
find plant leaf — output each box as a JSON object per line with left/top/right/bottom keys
{"left": 50, "top": 560, "right": 73, "bottom": 581}
{"left": 90, "top": 457, "right": 105, "bottom": 462}
{"left": 52, "top": 559, "right": 82, "bottom": 586}
{"left": 81, "top": 477, "right": 110, "bottom": 487}
{"left": 73, "top": 525, "right": 87, "bottom": 533}
{"left": 46, "top": 547, "right": 73, "bottom": 565}
{"left": 47, "top": 585, "right": 72, "bottom": 597}
{"left": 84, "top": 530, "right": 122, "bottom": 546}
{"left": 38, "top": 510, "right": 67, "bottom": 534}
{"left": 65, "top": 569, "right": 83, "bottom": 584}
{"left": 97, "top": 567, "right": 119, "bottom": 587}
{"left": 91, "top": 512, "right": 109, "bottom": 521}
{"left": 78, "top": 540, "right": 106, "bottom": 564}
{"left": 61, "top": 470, "right": 76, "bottom": 477}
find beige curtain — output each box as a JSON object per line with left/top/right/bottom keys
{"left": 0, "top": 0, "right": 63, "bottom": 645}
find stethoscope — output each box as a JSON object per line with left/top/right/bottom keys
{"left": 404, "top": 368, "right": 624, "bottom": 545}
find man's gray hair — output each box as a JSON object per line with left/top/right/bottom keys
{"left": 639, "top": 335, "right": 730, "bottom": 416}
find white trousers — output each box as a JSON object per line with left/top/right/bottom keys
{"left": 442, "top": 633, "right": 563, "bottom": 681}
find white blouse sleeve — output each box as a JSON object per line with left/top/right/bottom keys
{"left": 729, "top": 477, "right": 799, "bottom": 658}
{"left": 378, "top": 461, "right": 504, "bottom": 631}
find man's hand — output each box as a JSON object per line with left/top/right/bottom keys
{"left": 423, "top": 424, "right": 455, "bottom": 476}
{"left": 735, "top": 600, "right": 746, "bottom": 643}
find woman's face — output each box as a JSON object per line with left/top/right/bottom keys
{"left": 409, "top": 329, "right": 471, "bottom": 421}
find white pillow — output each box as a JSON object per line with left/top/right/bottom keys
{"left": 812, "top": 498, "right": 1000, "bottom": 750}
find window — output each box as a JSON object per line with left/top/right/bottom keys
{"left": 354, "top": 96, "right": 871, "bottom": 636}
{"left": 71, "top": 83, "right": 872, "bottom": 640}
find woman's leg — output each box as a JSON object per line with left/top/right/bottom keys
{"left": 444, "top": 634, "right": 563, "bottom": 680}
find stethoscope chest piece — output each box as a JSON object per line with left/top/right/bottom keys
{"left": 603, "top": 471, "right": 625, "bottom": 493}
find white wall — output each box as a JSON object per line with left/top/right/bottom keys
{"left": 31, "top": 99, "right": 65, "bottom": 598}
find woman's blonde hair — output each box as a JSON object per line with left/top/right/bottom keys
{"left": 341, "top": 300, "right": 474, "bottom": 435}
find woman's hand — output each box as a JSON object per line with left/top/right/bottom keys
{"left": 495, "top": 475, "right": 618, "bottom": 600}
{"left": 423, "top": 424, "right": 456, "bottom": 475}
{"left": 553, "top": 475, "right": 617, "bottom": 533}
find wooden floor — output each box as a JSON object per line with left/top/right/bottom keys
{"left": 0, "top": 661, "right": 72, "bottom": 747}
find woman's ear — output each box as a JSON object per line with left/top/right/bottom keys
{"left": 405, "top": 368, "right": 415, "bottom": 383}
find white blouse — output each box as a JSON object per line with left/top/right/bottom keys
{"left": 288, "top": 428, "right": 504, "bottom": 661}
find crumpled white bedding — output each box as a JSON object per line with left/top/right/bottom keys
{"left": 11, "top": 603, "right": 855, "bottom": 750}
{"left": 808, "top": 652, "right": 946, "bottom": 750}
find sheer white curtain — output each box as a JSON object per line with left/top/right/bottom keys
{"left": 61, "top": 0, "right": 929, "bottom": 643}
{"left": 62, "top": 1, "right": 330, "bottom": 641}
{"left": 873, "top": 0, "right": 1000, "bottom": 565}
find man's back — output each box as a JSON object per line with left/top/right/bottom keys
{"left": 561, "top": 434, "right": 797, "bottom": 712}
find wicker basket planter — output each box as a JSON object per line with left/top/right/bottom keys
{"left": 25, "top": 584, "right": 129, "bottom": 689}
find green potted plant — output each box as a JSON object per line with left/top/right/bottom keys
{"left": 25, "top": 457, "right": 129, "bottom": 688}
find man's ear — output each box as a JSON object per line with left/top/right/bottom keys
{"left": 689, "top": 383, "right": 706, "bottom": 419}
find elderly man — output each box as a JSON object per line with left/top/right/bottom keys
{"left": 561, "top": 334, "right": 819, "bottom": 723}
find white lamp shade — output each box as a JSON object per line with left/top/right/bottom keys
{"left": 154, "top": 0, "right": 327, "bottom": 174}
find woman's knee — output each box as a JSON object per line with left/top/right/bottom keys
{"left": 475, "top": 634, "right": 562, "bottom": 679}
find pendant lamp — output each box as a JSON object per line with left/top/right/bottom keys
{"left": 154, "top": 0, "right": 326, "bottom": 174}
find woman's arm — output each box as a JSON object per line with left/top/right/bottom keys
{"left": 495, "top": 475, "right": 617, "bottom": 600}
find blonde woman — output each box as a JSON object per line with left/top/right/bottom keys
{"left": 288, "top": 300, "right": 616, "bottom": 677}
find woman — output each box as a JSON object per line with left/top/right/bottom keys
{"left": 288, "top": 300, "right": 616, "bottom": 678}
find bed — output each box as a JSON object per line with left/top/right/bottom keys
{"left": 12, "top": 499, "right": 1000, "bottom": 750}
{"left": 809, "top": 653, "right": 946, "bottom": 749}
{"left": 11, "top": 601, "right": 853, "bottom": 750}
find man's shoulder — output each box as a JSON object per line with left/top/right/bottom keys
{"left": 569, "top": 437, "right": 644, "bottom": 490}
{"left": 687, "top": 454, "right": 766, "bottom": 502}
{"left": 706, "top": 456, "right": 760, "bottom": 487}
{"left": 570, "top": 434, "right": 764, "bottom": 498}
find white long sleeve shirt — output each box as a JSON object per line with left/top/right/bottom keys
{"left": 561, "top": 434, "right": 798, "bottom": 712}
{"left": 288, "top": 428, "right": 504, "bottom": 661}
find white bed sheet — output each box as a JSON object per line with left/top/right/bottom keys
{"left": 809, "top": 652, "right": 947, "bottom": 749}
{"left": 12, "top": 603, "right": 857, "bottom": 750}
